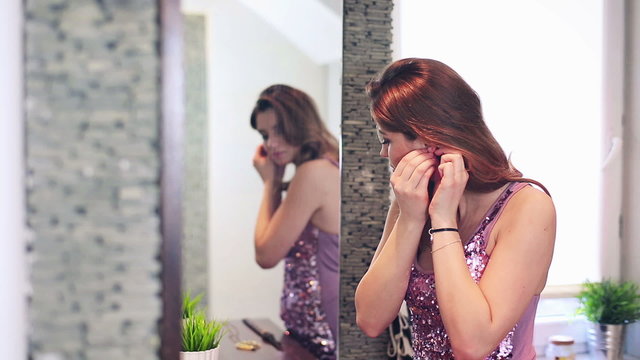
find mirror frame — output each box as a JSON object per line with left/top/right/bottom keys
{"left": 160, "top": 0, "right": 184, "bottom": 358}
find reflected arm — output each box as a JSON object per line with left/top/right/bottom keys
{"left": 254, "top": 179, "right": 283, "bottom": 268}
{"left": 253, "top": 159, "right": 334, "bottom": 268}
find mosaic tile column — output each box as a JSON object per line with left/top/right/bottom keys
{"left": 340, "top": 0, "right": 394, "bottom": 358}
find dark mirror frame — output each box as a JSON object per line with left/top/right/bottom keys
{"left": 160, "top": 0, "right": 183, "bottom": 358}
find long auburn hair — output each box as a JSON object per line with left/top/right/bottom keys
{"left": 367, "top": 58, "right": 549, "bottom": 195}
{"left": 250, "top": 84, "right": 339, "bottom": 165}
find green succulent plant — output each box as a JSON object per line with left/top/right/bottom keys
{"left": 576, "top": 279, "right": 640, "bottom": 325}
{"left": 182, "top": 310, "right": 226, "bottom": 352}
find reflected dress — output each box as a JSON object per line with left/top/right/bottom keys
{"left": 405, "top": 182, "right": 540, "bottom": 360}
{"left": 280, "top": 158, "right": 339, "bottom": 359}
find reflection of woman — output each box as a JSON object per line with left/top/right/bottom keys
{"left": 355, "top": 59, "right": 556, "bottom": 359}
{"left": 250, "top": 84, "right": 340, "bottom": 359}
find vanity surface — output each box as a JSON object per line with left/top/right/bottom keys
{"left": 220, "top": 318, "right": 317, "bottom": 360}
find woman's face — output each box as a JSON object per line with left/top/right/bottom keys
{"left": 255, "top": 109, "right": 300, "bottom": 166}
{"left": 376, "top": 125, "right": 428, "bottom": 170}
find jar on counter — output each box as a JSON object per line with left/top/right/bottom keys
{"left": 545, "top": 335, "right": 576, "bottom": 360}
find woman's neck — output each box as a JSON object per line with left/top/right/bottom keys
{"left": 456, "top": 183, "right": 510, "bottom": 236}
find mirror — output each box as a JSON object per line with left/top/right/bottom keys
{"left": 180, "top": 0, "right": 342, "bottom": 356}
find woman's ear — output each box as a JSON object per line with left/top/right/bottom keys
{"left": 410, "top": 138, "right": 428, "bottom": 150}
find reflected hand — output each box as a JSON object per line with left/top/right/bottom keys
{"left": 253, "top": 145, "right": 285, "bottom": 184}
{"left": 428, "top": 148, "right": 468, "bottom": 227}
{"left": 390, "top": 149, "right": 438, "bottom": 224}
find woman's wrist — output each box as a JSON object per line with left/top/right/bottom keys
{"left": 429, "top": 215, "right": 457, "bottom": 229}
{"left": 264, "top": 178, "right": 282, "bottom": 187}
{"left": 397, "top": 211, "right": 427, "bottom": 228}
{"left": 263, "top": 180, "right": 283, "bottom": 195}
{"left": 395, "top": 215, "right": 427, "bottom": 247}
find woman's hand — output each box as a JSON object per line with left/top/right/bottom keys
{"left": 429, "top": 148, "right": 469, "bottom": 227}
{"left": 390, "top": 149, "right": 438, "bottom": 224}
{"left": 253, "top": 145, "right": 285, "bottom": 184}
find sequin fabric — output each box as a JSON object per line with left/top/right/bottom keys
{"left": 281, "top": 223, "right": 336, "bottom": 359}
{"left": 405, "top": 183, "right": 517, "bottom": 360}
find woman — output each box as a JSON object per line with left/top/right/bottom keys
{"left": 250, "top": 84, "right": 340, "bottom": 359}
{"left": 354, "top": 59, "right": 556, "bottom": 360}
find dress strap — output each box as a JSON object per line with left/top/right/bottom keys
{"left": 480, "top": 182, "right": 530, "bottom": 241}
{"left": 323, "top": 156, "right": 339, "bottom": 168}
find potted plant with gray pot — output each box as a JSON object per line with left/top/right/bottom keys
{"left": 577, "top": 279, "right": 640, "bottom": 359}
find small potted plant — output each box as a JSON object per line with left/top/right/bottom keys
{"left": 577, "top": 279, "right": 640, "bottom": 359}
{"left": 181, "top": 310, "right": 226, "bottom": 360}
{"left": 180, "top": 291, "right": 226, "bottom": 360}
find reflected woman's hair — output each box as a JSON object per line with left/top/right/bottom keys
{"left": 250, "top": 84, "right": 339, "bottom": 165}
{"left": 366, "top": 58, "right": 548, "bottom": 194}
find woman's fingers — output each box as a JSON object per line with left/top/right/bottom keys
{"left": 438, "top": 161, "right": 453, "bottom": 180}
{"left": 407, "top": 157, "right": 437, "bottom": 188}
{"left": 391, "top": 150, "right": 436, "bottom": 223}
{"left": 438, "top": 153, "right": 466, "bottom": 184}
{"left": 253, "top": 145, "right": 269, "bottom": 165}
{"left": 255, "top": 144, "right": 266, "bottom": 157}
{"left": 394, "top": 150, "right": 434, "bottom": 178}
{"left": 391, "top": 153, "right": 437, "bottom": 217}
{"left": 416, "top": 164, "right": 435, "bottom": 193}
{"left": 393, "top": 149, "right": 429, "bottom": 177}
{"left": 429, "top": 151, "right": 469, "bottom": 224}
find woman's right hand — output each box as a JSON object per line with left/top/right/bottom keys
{"left": 253, "top": 145, "right": 285, "bottom": 184}
{"left": 390, "top": 149, "right": 438, "bottom": 224}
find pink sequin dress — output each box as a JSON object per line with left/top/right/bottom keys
{"left": 405, "top": 182, "right": 540, "bottom": 360}
{"left": 280, "top": 158, "right": 339, "bottom": 359}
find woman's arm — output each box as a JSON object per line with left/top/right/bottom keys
{"left": 355, "top": 150, "right": 437, "bottom": 337}
{"left": 254, "top": 159, "right": 337, "bottom": 268}
{"left": 371, "top": 198, "right": 400, "bottom": 264}
{"left": 355, "top": 213, "right": 425, "bottom": 337}
{"left": 429, "top": 152, "right": 556, "bottom": 359}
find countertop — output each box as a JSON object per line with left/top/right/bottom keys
{"left": 219, "top": 318, "right": 317, "bottom": 360}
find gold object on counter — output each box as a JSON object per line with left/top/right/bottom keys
{"left": 235, "top": 340, "right": 261, "bottom": 351}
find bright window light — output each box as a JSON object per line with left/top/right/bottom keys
{"left": 394, "top": 0, "right": 604, "bottom": 286}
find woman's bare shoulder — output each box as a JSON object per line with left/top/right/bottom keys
{"left": 294, "top": 158, "right": 339, "bottom": 178}
{"left": 289, "top": 158, "right": 339, "bottom": 191}
{"left": 498, "top": 184, "right": 556, "bottom": 238}
{"left": 508, "top": 184, "right": 555, "bottom": 215}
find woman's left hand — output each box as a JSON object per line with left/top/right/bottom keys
{"left": 253, "top": 145, "right": 285, "bottom": 184}
{"left": 428, "top": 149, "right": 469, "bottom": 227}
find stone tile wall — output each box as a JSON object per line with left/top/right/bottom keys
{"left": 25, "top": 1, "right": 162, "bottom": 359}
{"left": 340, "top": 0, "right": 394, "bottom": 358}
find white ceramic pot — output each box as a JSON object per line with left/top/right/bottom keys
{"left": 180, "top": 347, "right": 219, "bottom": 360}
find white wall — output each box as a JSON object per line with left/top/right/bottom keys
{"left": 0, "top": 1, "right": 27, "bottom": 359}
{"left": 183, "top": 0, "right": 341, "bottom": 325}
{"left": 394, "top": 0, "right": 604, "bottom": 286}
